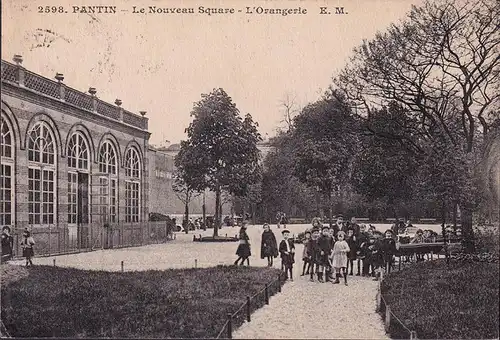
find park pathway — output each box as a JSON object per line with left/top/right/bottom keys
{"left": 8, "top": 224, "right": 389, "bottom": 338}
{"left": 233, "top": 258, "right": 389, "bottom": 339}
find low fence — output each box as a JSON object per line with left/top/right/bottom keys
{"left": 10, "top": 221, "right": 175, "bottom": 259}
{"left": 216, "top": 272, "right": 284, "bottom": 339}
{"left": 376, "top": 272, "right": 418, "bottom": 340}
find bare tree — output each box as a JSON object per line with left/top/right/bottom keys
{"left": 172, "top": 170, "right": 200, "bottom": 233}
{"left": 332, "top": 0, "right": 500, "bottom": 250}
{"left": 279, "top": 92, "right": 301, "bottom": 132}
{"left": 334, "top": 0, "right": 499, "bottom": 151}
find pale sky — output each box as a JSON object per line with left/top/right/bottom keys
{"left": 2, "top": 0, "right": 423, "bottom": 145}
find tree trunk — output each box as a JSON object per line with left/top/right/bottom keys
{"left": 214, "top": 187, "right": 221, "bottom": 237}
{"left": 452, "top": 200, "right": 458, "bottom": 228}
{"left": 184, "top": 192, "right": 189, "bottom": 234}
{"left": 202, "top": 191, "right": 206, "bottom": 231}
{"left": 252, "top": 202, "right": 256, "bottom": 225}
{"left": 461, "top": 207, "right": 475, "bottom": 253}
{"left": 328, "top": 191, "right": 333, "bottom": 228}
{"left": 441, "top": 198, "right": 446, "bottom": 226}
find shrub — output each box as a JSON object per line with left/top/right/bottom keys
{"left": 1, "top": 265, "right": 284, "bottom": 338}
{"left": 381, "top": 260, "right": 499, "bottom": 339}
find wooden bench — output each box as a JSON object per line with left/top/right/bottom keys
{"left": 386, "top": 218, "right": 398, "bottom": 223}
{"left": 288, "top": 218, "right": 308, "bottom": 224}
{"left": 356, "top": 218, "right": 370, "bottom": 222}
{"left": 419, "top": 218, "right": 437, "bottom": 223}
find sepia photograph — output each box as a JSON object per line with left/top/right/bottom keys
{"left": 1, "top": 0, "right": 499, "bottom": 338}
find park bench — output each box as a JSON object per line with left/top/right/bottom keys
{"left": 288, "top": 218, "right": 308, "bottom": 224}
{"left": 386, "top": 218, "right": 398, "bottom": 223}
{"left": 356, "top": 218, "right": 370, "bottom": 223}
{"left": 419, "top": 218, "right": 437, "bottom": 223}
{"left": 396, "top": 240, "right": 463, "bottom": 269}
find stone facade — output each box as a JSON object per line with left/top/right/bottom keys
{"left": 1, "top": 58, "right": 150, "bottom": 237}
{"left": 148, "top": 142, "right": 274, "bottom": 219}
{"left": 148, "top": 147, "right": 225, "bottom": 217}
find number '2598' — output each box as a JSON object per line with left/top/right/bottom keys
{"left": 38, "top": 6, "right": 66, "bottom": 13}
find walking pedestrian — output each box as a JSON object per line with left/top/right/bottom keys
{"left": 260, "top": 223, "right": 278, "bottom": 267}
{"left": 20, "top": 229, "right": 35, "bottom": 267}
{"left": 279, "top": 229, "right": 295, "bottom": 281}
{"left": 1, "top": 226, "right": 14, "bottom": 263}
{"left": 234, "top": 223, "right": 251, "bottom": 266}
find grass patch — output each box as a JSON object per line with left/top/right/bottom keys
{"left": 1, "top": 265, "right": 284, "bottom": 338}
{"left": 381, "top": 259, "right": 499, "bottom": 339}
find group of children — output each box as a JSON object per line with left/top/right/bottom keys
{"left": 298, "top": 223, "right": 399, "bottom": 285}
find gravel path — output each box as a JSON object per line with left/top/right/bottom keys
{"left": 8, "top": 224, "right": 391, "bottom": 339}
{"left": 233, "top": 262, "right": 388, "bottom": 339}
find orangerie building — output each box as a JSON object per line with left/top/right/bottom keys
{"left": 1, "top": 55, "right": 151, "bottom": 252}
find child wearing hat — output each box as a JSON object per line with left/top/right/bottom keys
{"left": 317, "top": 226, "right": 333, "bottom": 283}
{"left": 346, "top": 228, "right": 358, "bottom": 276}
{"left": 279, "top": 229, "right": 295, "bottom": 281}
{"left": 301, "top": 230, "right": 312, "bottom": 276}
{"left": 380, "top": 229, "right": 398, "bottom": 273}
{"left": 307, "top": 227, "right": 321, "bottom": 282}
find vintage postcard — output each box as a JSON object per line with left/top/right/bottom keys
{"left": 1, "top": 0, "right": 499, "bottom": 339}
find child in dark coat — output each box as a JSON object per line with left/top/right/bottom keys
{"left": 279, "top": 229, "right": 295, "bottom": 281}
{"left": 234, "top": 225, "right": 251, "bottom": 266}
{"left": 307, "top": 227, "right": 321, "bottom": 282}
{"left": 1, "top": 226, "right": 14, "bottom": 263}
{"left": 301, "top": 230, "right": 312, "bottom": 276}
{"left": 346, "top": 228, "right": 358, "bottom": 275}
{"left": 356, "top": 224, "right": 369, "bottom": 276}
{"left": 317, "top": 226, "right": 333, "bottom": 282}
{"left": 370, "top": 233, "right": 385, "bottom": 281}
{"left": 380, "top": 229, "right": 398, "bottom": 274}
{"left": 260, "top": 224, "right": 278, "bottom": 267}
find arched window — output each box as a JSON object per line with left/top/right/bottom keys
{"left": 125, "top": 148, "right": 141, "bottom": 222}
{"left": 1, "top": 116, "right": 12, "bottom": 158}
{"left": 98, "top": 141, "right": 117, "bottom": 223}
{"left": 27, "top": 121, "right": 56, "bottom": 225}
{"left": 99, "top": 141, "right": 117, "bottom": 175}
{"left": 0, "top": 113, "right": 14, "bottom": 228}
{"left": 67, "top": 133, "right": 89, "bottom": 170}
{"left": 67, "top": 133, "right": 90, "bottom": 225}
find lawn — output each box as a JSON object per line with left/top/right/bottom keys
{"left": 1, "top": 265, "right": 284, "bottom": 338}
{"left": 381, "top": 259, "right": 499, "bottom": 339}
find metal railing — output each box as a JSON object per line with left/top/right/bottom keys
{"left": 216, "top": 272, "right": 284, "bottom": 339}
{"left": 9, "top": 221, "right": 175, "bottom": 259}
{"left": 376, "top": 272, "right": 418, "bottom": 340}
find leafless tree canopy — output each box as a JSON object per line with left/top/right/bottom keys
{"left": 333, "top": 0, "right": 500, "bottom": 152}
{"left": 279, "top": 92, "right": 301, "bottom": 132}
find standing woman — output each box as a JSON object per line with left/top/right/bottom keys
{"left": 21, "top": 229, "right": 35, "bottom": 267}
{"left": 260, "top": 224, "right": 278, "bottom": 267}
{"left": 1, "top": 226, "right": 14, "bottom": 263}
{"left": 234, "top": 223, "right": 251, "bottom": 266}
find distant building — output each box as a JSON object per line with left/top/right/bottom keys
{"left": 148, "top": 141, "right": 274, "bottom": 218}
